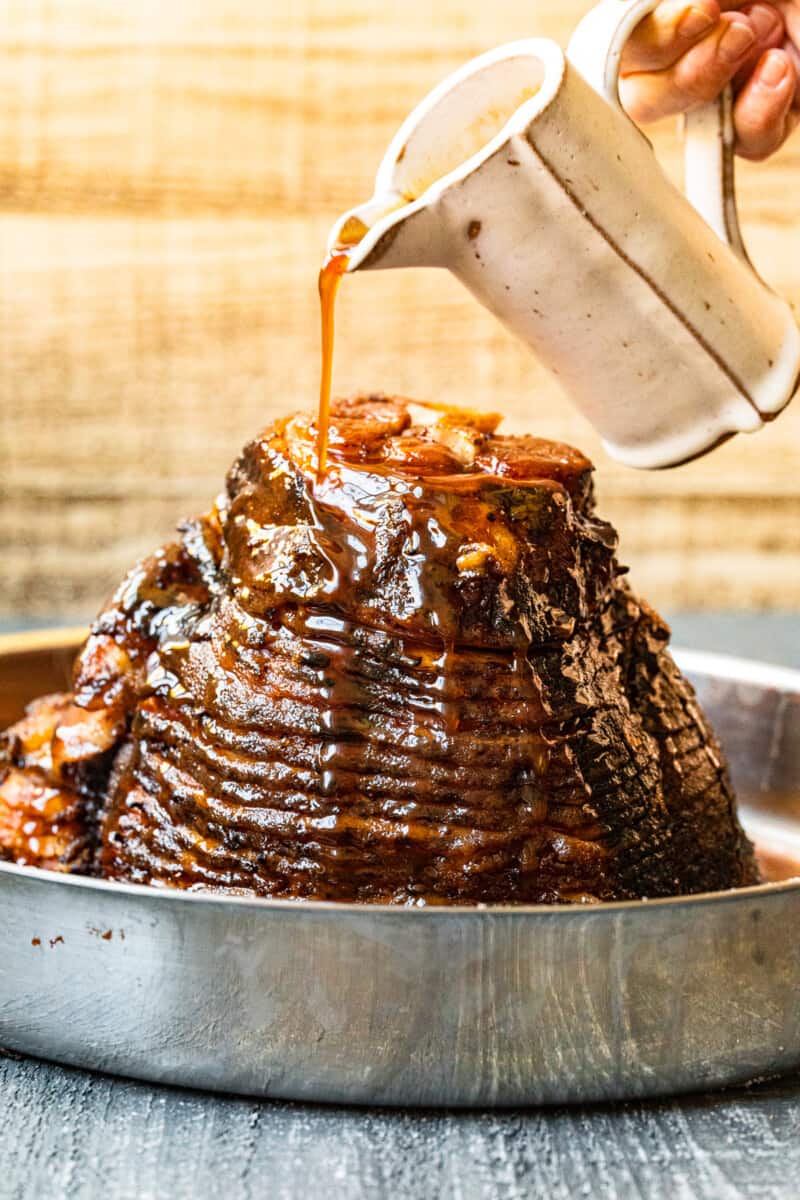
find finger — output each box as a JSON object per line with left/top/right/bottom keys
{"left": 621, "top": 0, "right": 720, "bottom": 74}
{"left": 785, "top": 37, "right": 800, "bottom": 105}
{"left": 620, "top": 13, "right": 758, "bottom": 123}
{"left": 774, "top": 3, "right": 800, "bottom": 103}
{"left": 733, "top": 3, "right": 786, "bottom": 85}
{"left": 734, "top": 46, "right": 798, "bottom": 156}
{"left": 774, "top": 0, "right": 800, "bottom": 42}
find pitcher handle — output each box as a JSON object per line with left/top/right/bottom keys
{"left": 567, "top": 0, "right": 749, "bottom": 262}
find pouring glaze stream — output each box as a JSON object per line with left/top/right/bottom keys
{"left": 325, "top": 0, "right": 800, "bottom": 470}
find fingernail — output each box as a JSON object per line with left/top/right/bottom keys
{"left": 759, "top": 49, "right": 790, "bottom": 87}
{"left": 718, "top": 20, "right": 757, "bottom": 62}
{"left": 678, "top": 6, "right": 716, "bottom": 40}
{"left": 743, "top": 4, "right": 783, "bottom": 40}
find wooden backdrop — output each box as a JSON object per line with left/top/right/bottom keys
{"left": 1, "top": 0, "right": 799, "bottom": 619}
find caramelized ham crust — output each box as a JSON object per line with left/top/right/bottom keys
{"left": 0, "top": 397, "right": 758, "bottom": 901}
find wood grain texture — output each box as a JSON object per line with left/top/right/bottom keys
{"left": 1, "top": 0, "right": 799, "bottom": 618}
{"left": 2, "top": 1054, "right": 800, "bottom": 1200}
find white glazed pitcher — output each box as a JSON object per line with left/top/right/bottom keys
{"left": 329, "top": 0, "right": 800, "bottom": 469}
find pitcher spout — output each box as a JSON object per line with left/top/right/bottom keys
{"left": 327, "top": 38, "right": 565, "bottom": 274}
{"left": 327, "top": 192, "right": 446, "bottom": 272}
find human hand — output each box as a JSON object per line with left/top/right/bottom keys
{"left": 620, "top": 1, "right": 799, "bottom": 160}
{"left": 775, "top": 2, "right": 800, "bottom": 91}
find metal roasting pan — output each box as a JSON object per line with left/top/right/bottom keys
{"left": 1, "top": 628, "right": 799, "bottom": 1107}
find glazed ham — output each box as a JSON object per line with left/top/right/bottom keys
{"left": 0, "top": 397, "right": 758, "bottom": 902}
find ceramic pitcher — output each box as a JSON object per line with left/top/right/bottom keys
{"left": 329, "top": 0, "right": 800, "bottom": 469}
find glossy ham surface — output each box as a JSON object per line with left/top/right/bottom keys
{"left": 0, "top": 397, "right": 758, "bottom": 902}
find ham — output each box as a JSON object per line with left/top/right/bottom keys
{"left": 0, "top": 397, "right": 758, "bottom": 902}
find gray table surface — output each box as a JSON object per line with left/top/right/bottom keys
{"left": 1, "top": 612, "right": 798, "bottom": 1200}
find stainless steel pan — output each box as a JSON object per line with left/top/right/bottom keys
{"left": 1, "top": 630, "right": 798, "bottom": 1107}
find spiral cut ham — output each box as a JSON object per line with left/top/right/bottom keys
{"left": 0, "top": 396, "right": 758, "bottom": 903}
